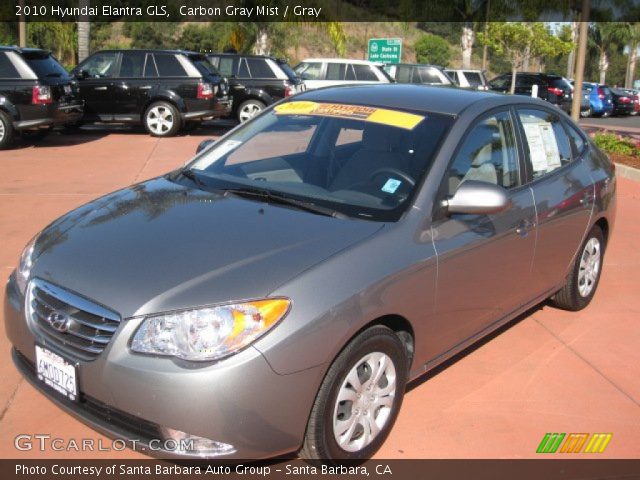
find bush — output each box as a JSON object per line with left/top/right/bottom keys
{"left": 414, "top": 33, "right": 451, "bottom": 67}
{"left": 592, "top": 132, "right": 640, "bottom": 157}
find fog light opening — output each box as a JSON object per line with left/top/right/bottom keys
{"left": 160, "top": 427, "right": 236, "bottom": 457}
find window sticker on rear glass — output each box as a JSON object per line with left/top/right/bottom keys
{"left": 274, "top": 101, "right": 425, "bottom": 130}
{"left": 381, "top": 178, "right": 402, "bottom": 194}
{"left": 191, "top": 140, "right": 242, "bottom": 170}
{"left": 522, "top": 122, "right": 561, "bottom": 173}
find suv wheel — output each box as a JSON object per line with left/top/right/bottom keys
{"left": 0, "top": 110, "right": 15, "bottom": 149}
{"left": 301, "top": 326, "right": 408, "bottom": 462}
{"left": 144, "top": 102, "right": 180, "bottom": 137}
{"left": 551, "top": 225, "right": 604, "bottom": 311}
{"left": 237, "top": 99, "right": 265, "bottom": 123}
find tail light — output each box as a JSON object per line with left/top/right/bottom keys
{"left": 547, "top": 87, "right": 564, "bottom": 96}
{"left": 197, "top": 82, "right": 214, "bottom": 100}
{"left": 31, "top": 85, "right": 52, "bottom": 105}
{"left": 620, "top": 96, "right": 631, "bottom": 104}
{"left": 598, "top": 87, "right": 605, "bottom": 99}
{"left": 284, "top": 85, "right": 295, "bottom": 97}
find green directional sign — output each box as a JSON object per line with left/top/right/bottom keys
{"left": 368, "top": 38, "right": 403, "bottom": 64}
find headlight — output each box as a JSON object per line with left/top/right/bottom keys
{"left": 130, "top": 298, "right": 290, "bottom": 361}
{"left": 16, "top": 235, "right": 37, "bottom": 295}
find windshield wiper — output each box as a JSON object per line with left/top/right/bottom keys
{"left": 179, "top": 169, "right": 207, "bottom": 189}
{"left": 222, "top": 187, "right": 347, "bottom": 219}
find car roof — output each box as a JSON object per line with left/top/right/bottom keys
{"left": 205, "top": 52, "right": 277, "bottom": 60}
{"left": 0, "top": 46, "right": 50, "bottom": 55}
{"left": 301, "top": 58, "right": 380, "bottom": 65}
{"left": 93, "top": 49, "right": 203, "bottom": 56}
{"left": 292, "top": 84, "right": 547, "bottom": 116}
{"left": 393, "top": 63, "right": 444, "bottom": 69}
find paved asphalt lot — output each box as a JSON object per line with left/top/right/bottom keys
{"left": 0, "top": 124, "right": 639, "bottom": 459}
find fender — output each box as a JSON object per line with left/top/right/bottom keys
{"left": 143, "top": 88, "right": 186, "bottom": 113}
{"left": 0, "top": 95, "right": 20, "bottom": 121}
{"left": 237, "top": 87, "right": 275, "bottom": 108}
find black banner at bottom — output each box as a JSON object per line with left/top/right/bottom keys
{"left": 3, "top": 459, "right": 640, "bottom": 480}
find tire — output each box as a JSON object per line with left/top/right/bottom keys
{"left": 0, "top": 110, "right": 15, "bottom": 149}
{"left": 143, "top": 101, "right": 181, "bottom": 137}
{"left": 300, "top": 326, "right": 408, "bottom": 463}
{"left": 237, "top": 99, "right": 265, "bottom": 123}
{"left": 551, "top": 226, "right": 605, "bottom": 311}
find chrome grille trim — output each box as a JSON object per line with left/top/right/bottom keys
{"left": 26, "top": 279, "right": 121, "bottom": 361}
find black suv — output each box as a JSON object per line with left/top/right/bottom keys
{"left": 488, "top": 73, "right": 573, "bottom": 112}
{"left": 206, "top": 53, "right": 304, "bottom": 122}
{"left": 71, "top": 50, "right": 231, "bottom": 137}
{"left": 0, "top": 46, "right": 83, "bottom": 149}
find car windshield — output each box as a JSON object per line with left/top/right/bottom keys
{"left": 185, "top": 101, "right": 453, "bottom": 221}
{"left": 23, "top": 51, "right": 69, "bottom": 78}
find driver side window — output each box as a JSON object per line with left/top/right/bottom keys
{"left": 80, "top": 52, "right": 118, "bottom": 78}
{"left": 447, "top": 111, "right": 520, "bottom": 196}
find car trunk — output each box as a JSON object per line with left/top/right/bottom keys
{"left": 21, "top": 51, "right": 78, "bottom": 105}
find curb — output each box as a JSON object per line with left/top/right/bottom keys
{"left": 615, "top": 163, "right": 640, "bottom": 182}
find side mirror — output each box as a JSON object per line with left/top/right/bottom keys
{"left": 196, "top": 139, "right": 215, "bottom": 154}
{"left": 443, "top": 180, "right": 511, "bottom": 215}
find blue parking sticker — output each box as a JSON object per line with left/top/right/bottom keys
{"left": 381, "top": 178, "right": 402, "bottom": 194}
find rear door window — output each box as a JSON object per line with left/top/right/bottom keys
{"left": 0, "top": 53, "right": 20, "bottom": 78}
{"left": 22, "top": 52, "right": 69, "bottom": 78}
{"left": 118, "top": 51, "right": 145, "bottom": 78}
{"left": 326, "top": 62, "right": 346, "bottom": 80}
{"left": 154, "top": 54, "right": 187, "bottom": 76}
{"left": 352, "top": 64, "right": 378, "bottom": 81}
{"left": 464, "top": 72, "right": 483, "bottom": 87}
{"left": 246, "top": 58, "right": 276, "bottom": 79}
{"left": 518, "top": 109, "right": 573, "bottom": 180}
{"left": 217, "top": 57, "right": 235, "bottom": 77}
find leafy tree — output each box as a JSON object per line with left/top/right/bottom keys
{"left": 178, "top": 24, "right": 234, "bottom": 53}
{"left": 123, "top": 22, "right": 178, "bottom": 49}
{"left": 478, "top": 22, "right": 572, "bottom": 93}
{"left": 27, "top": 23, "right": 76, "bottom": 66}
{"left": 414, "top": 33, "right": 451, "bottom": 66}
{"left": 589, "top": 23, "right": 630, "bottom": 85}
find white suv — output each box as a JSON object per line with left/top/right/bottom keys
{"left": 294, "top": 58, "right": 392, "bottom": 90}
{"left": 444, "top": 69, "right": 489, "bottom": 90}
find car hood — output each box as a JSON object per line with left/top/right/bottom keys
{"left": 32, "top": 177, "right": 383, "bottom": 318}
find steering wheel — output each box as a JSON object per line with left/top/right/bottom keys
{"left": 369, "top": 168, "right": 416, "bottom": 187}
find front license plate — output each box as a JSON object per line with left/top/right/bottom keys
{"left": 35, "top": 345, "right": 78, "bottom": 401}
{"left": 63, "top": 85, "right": 71, "bottom": 95}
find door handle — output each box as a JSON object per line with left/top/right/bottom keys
{"left": 516, "top": 219, "right": 535, "bottom": 237}
{"left": 94, "top": 86, "right": 107, "bottom": 91}
{"left": 580, "top": 191, "right": 596, "bottom": 206}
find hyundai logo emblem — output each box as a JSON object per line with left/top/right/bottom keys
{"left": 46, "top": 311, "right": 71, "bottom": 333}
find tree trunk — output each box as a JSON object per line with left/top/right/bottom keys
{"left": 254, "top": 27, "right": 269, "bottom": 55}
{"left": 77, "top": 0, "right": 90, "bottom": 63}
{"left": 461, "top": 23, "right": 474, "bottom": 69}
{"left": 626, "top": 42, "right": 638, "bottom": 88}
{"left": 599, "top": 49, "right": 609, "bottom": 85}
{"left": 566, "top": 21, "right": 578, "bottom": 78}
{"left": 510, "top": 67, "right": 517, "bottom": 94}
{"left": 522, "top": 44, "right": 531, "bottom": 71}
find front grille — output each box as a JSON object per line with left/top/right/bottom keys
{"left": 26, "top": 279, "right": 121, "bottom": 361}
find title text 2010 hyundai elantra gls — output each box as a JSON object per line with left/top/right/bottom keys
{"left": 5, "top": 84, "right": 615, "bottom": 461}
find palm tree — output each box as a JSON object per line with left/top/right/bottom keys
{"left": 590, "top": 23, "right": 628, "bottom": 85}
{"left": 624, "top": 23, "right": 640, "bottom": 88}
{"left": 77, "top": 0, "right": 90, "bottom": 62}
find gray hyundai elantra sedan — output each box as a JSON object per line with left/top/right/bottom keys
{"left": 5, "top": 84, "right": 616, "bottom": 461}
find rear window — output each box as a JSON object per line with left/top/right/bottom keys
{"left": 277, "top": 61, "right": 299, "bottom": 82}
{"left": 0, "top": 53, "right": 20, "bottom": 78}
{"left": 190, "top": 56, "right": 220, "bottom": 76}
{"left": 464, "top": 72, "right": 483, "bottom": 86}
{"left": 154, "top": 54, "right": 186, "bottom": 77}
{"left": 22, "top": 51, "right": 69, "bottom": 78}
{"left": 551, "top": 77, "right": 572, "bottom": 89}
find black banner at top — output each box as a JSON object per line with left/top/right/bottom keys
{"left": 4, "top": 0, "right": 640, "bottom": 23}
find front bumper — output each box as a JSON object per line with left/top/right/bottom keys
{"left": 5, "top": 274, "right": 322, "bottom": 459}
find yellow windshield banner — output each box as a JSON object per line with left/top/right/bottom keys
{"left": 274, "top": 101, "right": 424, "bottom": 130}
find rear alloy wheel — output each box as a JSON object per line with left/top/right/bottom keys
{"left": 551, "top": 226, "right": 605, "bottom": 311}
{"left": 237, "top": 99, "right": 265, "bottom": 123}
{"left": 0, "top": 110, "right": 15, "bottom": 149}
{"left": 301, "top": 326, "right": 408, "bottom": 462}
{"left": 144, "top": 102, "right": 180, "bottom": 137}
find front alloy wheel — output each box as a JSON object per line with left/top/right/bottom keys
{"left": 301, "top": 326, "right": 408, "bottom": 462}
{"left": 237, "top": 100, "right": 265, "bottom": 123}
